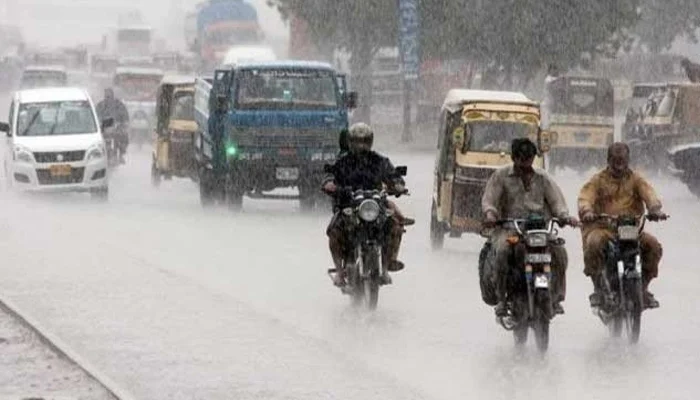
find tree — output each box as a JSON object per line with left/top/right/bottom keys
{"left": 634, "top": 0, "right": 700, "bottom": 52}
{"left": 267, "top": 0, "right": 398, "bottom": 123}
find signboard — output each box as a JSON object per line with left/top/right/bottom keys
{"left": 398, "top": 0, "right": 420, "bottom": 81}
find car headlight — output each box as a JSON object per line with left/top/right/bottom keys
{"left": 14, "top": 146, "right": 33, "bottom": 163}
{"left": 87, "top": 146, "right": 105, "bottom": 161}
{"left": 358, "top": 199, "right": 380, "bottom": 222}
{"left": 526, "top": 233, "right": 548, "bottom": 247}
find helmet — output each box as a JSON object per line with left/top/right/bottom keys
{"left": 511, "top": 138, "right": 538, "bottom": 160}
{"left": 347, "top": 122, "right": 374, "bottom": 154}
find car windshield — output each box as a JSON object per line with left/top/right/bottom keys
{"left": 235, "top": 68, "right": 340, "bottom": 110}
{"left": 171, "top": 92, "right": 194, "bottom": 120}
{"left": 17, "top": 100, "right": 97, "bottom": 136}
{"left": 466, "top": 121, "right": 537, "bottom": 153}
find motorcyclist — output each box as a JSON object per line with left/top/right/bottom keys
{"left": 578, "top": 142, "right": 668, "bottom": 309}
{"left": 481, "top": 138, "right": 579, "bottom": 317}
{"left": 95, "top": 88, "right": 129, "bottom": 163}
{"left": 322, "top": 122, "right": 412, "bottom": 286}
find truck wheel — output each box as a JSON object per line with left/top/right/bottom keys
{"left": 199, "top": 170, "right": 215, "bottom": 208}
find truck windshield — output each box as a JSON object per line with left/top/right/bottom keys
{"left": 545, "top": 78, "right": 614, "bottom": 117}
{"left": 235, "top": 68, "right": 340, "bottom": 110}
{"left": 466, "top": 121, "right": 537, "bottom": 153}
{"left": 171, "top": 92, "right": 194, "bottom": 120}
{"left": 17, "top": 100, "right": 97, "bottom": 136}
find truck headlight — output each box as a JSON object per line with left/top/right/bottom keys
{"left": 358, "top": 199, "right": 380, "bottom": 222}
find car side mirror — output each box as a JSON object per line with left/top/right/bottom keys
{"left": 101, "top": 117, "right": 114, "bottom": 130}
{"left": 395, "top": 165, "right": 408, "bottom": 176}
{"left": 344, "top": 91, "right": 358, "bottom": 109}
{"left": 0, "top": 121, "right": 9, "bottom": 134}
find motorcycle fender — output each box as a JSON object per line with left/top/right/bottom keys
{"left": 534, "top": 273, "right": 549, "bottom": 289}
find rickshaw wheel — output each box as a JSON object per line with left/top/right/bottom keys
{"left": 430, "top": 201, "right": 445, "bottom": 250}
{"left": 151, "top": 159, "right": 161, "bottom": 188}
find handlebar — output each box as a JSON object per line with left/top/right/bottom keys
{"left": 588, "top": 213, "right": 669, "bottom": 223}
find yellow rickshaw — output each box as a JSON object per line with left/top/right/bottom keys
{"left": 151, "top": 76, "right": 197, "bottom": 186}
{"left": 430, "top": 89, "right": 551, "bottom": 250}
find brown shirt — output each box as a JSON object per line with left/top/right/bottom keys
{"left": 577, "top": 168, "right": 662, "bottom": 218}
{"left": 482, "top": 165, "right": 571, "bottom": 220}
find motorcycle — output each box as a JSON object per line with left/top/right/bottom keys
{"left": 103, "top": 123, "right": 127, "bottom": 168}
{"left": 590, "top": 213, "right": 667, "bottom": 344}
{"left": 483, "top": 215, "right": 570, "bottom": 352}
{"left": 325, "top": 166, "right": 409, "bottom": 311}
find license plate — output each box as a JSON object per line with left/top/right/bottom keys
{"left": 275, "top": 167, "right": 299, "bottom": 181}
{"left": 526, "top": 253, "right": 552, "bottom": 264}
{"left": 534, "top": 274, "right": 550, "bottom": 288}
{"left": 49, "top": 164, "right": 72, "bottom": 177}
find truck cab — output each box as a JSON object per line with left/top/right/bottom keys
{"left": 194, "top": 60, "right": 357, "bottom": 211}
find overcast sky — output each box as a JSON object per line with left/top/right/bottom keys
{"left": 1, "top": 0, "right": 288, "bottom": 50}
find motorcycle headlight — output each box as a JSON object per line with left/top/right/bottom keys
{"left": 526, "top": 233, "right": 548, "bottom": 247}
{"left": 14, "top": 146, "right": 33, "bottom": 163}
{"left": 358, "top": 199, "right": 380, "bottom": 222}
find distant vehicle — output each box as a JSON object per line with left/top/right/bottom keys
{"left": 118, "top": 56, "right": 156, "bottom": 69}
{"left": 19, "top": 66, "right": 68, "bottom": 89}
{"left": 220, "top": 45, "right": 276, "bottom": 68}
{"left": 152, "top": 76, "right": 198, "bottom": 186}
{"left": 542, "top": 76, "right": 615, "bottom": 173}
{"left": 188, "top": 0, "right": 265, "bottom": 71}
{"left": 113, "top": 67, "right": 164, "bottom": 147}
{"left": 117, "top": 24, "right": 152, "bottom": 57}
{"left": 193, "top": 60, "right": 357, "bottom": 211}
{"left": 0, "top": 87, "right": 111, "bottom": 200}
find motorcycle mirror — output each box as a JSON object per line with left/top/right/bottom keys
{"left": 0, "top": 121, "right": 9, "bottom": 135}
{"left": 101, "top": 117, "right": 114, "bottom": 130}
{"left": 395, "top": 165, "right": 408, "bottom": 176}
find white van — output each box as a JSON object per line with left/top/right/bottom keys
{"left": 0, "top": 87, "right": 110, "bottom": 200}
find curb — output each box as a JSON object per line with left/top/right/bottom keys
{"left": 0, "top": 294, "right": 136, "bottom": 400}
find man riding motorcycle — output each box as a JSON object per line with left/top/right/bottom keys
{"left": 95, "top": 88, "right": 129, "bottom": 163}
{"left": 322, "top": 123, "right": 413, "bottom": 286}
{"left": 481, "top": 138, "right": 579, "bottom": 317}
{"left": 578, "top": 142, "right": 668, "bottom": 309}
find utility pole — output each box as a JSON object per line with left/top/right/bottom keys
{"left": 398, "top": 0, "right": 419, "bottom": 143}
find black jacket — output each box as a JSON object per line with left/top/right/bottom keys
{"left": 324, "top": 151, "right": 405, "bottom": 202}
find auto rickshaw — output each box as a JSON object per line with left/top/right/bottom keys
{"left": 151, "top": 76, "right": 197, "bottom": 186}
{"left": 542, "top": 76, "right": 614, "bottom": 173}
{"left": 430, "top": 89, "right": 551, "bottom": 250}
{"left": 630, "top": 82, "right": 700, "bottom": 171}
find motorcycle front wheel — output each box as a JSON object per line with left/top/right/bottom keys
{"left": 624, "top": 279, "right": 643, "bottom": 344}
{"left": 533, "top": 290, "right": 551, "bottom": 352}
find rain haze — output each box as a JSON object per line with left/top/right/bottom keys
{"left": 0, "top": 0, "right": 699, "bottom": 399}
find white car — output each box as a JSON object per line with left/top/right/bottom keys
{"left": 0, "top": 87, "right": 110, "bottom": 200}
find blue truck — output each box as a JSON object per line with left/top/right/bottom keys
{"left": 193, "top": 60, "right": 357, "bottom": 210}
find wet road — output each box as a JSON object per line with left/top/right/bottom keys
{"left": 0, "top": 93, "right": 699, "bottom": 399}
